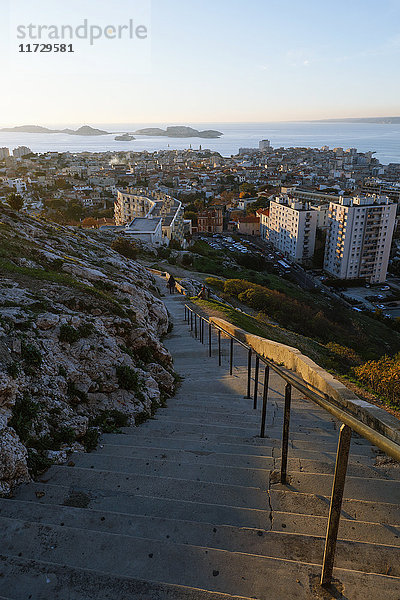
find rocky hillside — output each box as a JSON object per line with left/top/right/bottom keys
{"left": 0, "top": 208, "right": 176, "bottom": 496}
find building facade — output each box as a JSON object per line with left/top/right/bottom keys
{"left": 265, "top": 196, "right": 318, "bottom": 263}
{"left": 257, "top": 208, "right": 270, "bottom": 240}
{"left": 114, "top": 187, "right": 185, "bottom": 245}
{"left": 197, "top": 207, "right": 223, "bottom": 233}
{"left": 236, "top": 215, "right": 260, "bottom": 236}
{"left": 13, "top": 146, "right": 32, "bottom": 158}
{"left": 323, "top": 195, "right": 396, "bottom": 283}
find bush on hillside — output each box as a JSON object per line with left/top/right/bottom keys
{"left": 111, "top": 237, "right": 139, "bottom": 260}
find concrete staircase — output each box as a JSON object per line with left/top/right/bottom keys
{"left": 1, "top": 290, "right": 400, "bottom": 599}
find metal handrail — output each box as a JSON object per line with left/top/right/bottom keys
{"left": 185, "top": 304, "right": 400, "bottom": 462}
{"left": 183, "top": 301, "right": 400, "bottom": 587}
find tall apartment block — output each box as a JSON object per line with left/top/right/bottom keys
{"left": 266, "top": 196, "right": 318, "bottom": 264}
{"left": 323, "top": 195, "right": 396, "bottom": 283}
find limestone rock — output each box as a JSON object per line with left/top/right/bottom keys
{"left": 0, "top": 427, "right": 30, "bottom": 496}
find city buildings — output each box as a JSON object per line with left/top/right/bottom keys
{"left": 0, "top": 148, "right": 10, "bottom": 160}
{"left": 259, "top": 139, "right": 271, "bottom": 152}
{"left": 323, "top": 195, "right": 396, "bottom": 283}
{"left": 264, "top": 196, "right": 318, "bottom": 264}
{"left": 13, "top": 146, "right": 32, "bottom": 158}
{"left": 197, "top": 207, "right": 223, "bottom": 233}
{"left": 114, "top": 187, "right": 185, "bottom": 245}
{"left": 257, "top": 208, "right": 270, "bottom": 240}
{"left": 236, "top": 214, "right": 260, "bottom": 236}
{"left": 122, "top": 217, "right": 164, "bottom": 245}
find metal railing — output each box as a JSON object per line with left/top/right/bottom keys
{"left": 183, "top": 303, "right": 400, "bottom": 588}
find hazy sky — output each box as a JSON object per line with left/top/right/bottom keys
{"left": 1, "top": 0, "right": 400, "bottom": 125}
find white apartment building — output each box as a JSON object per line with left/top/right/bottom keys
{"left": 323, "top": 195, "right": 396, "bottom": 284}
{"left": 265, "top": 196, "right": 318, "bottom": 263}
{"left": 6, "top": 178, "right": 27, "bottom": 194}
{"left": 259, "top": 139, "right": 271, "bottom": 151}
{"left": 0, "top": 148, "right": 10, "bottom": 160}
{"left": 114, "top": 187, "right": 185, "bottom": 245}
{"left": 13, "top": 146, "right": 32, "bottom": 158}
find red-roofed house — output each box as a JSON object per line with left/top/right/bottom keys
{"left": 236, "top": 215, "right": 260, "bottom": 236}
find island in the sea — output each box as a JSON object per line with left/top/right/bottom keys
{"left": 0, "top": 125, "right": 109, "bottom": 136}
{"left": 134, "top": 126, "right": 223, "bottom": 138}
{"left": 114, "top": 133, "right": 135, "bottom": 141}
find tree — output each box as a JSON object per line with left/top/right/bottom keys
{"left": 66, "top": 201, "right": 83, "bottom": 221}
{"left": 111, "top": 237, "right": 139, "bottom": 259}
{"left": 81, "top": 217, "right": 98, "bottom": 228}
{"left": 7, "top": 192, "right": 24, "bottom": 212}
{"left": 184, "top": 211, "right": 198, "bottom": 227}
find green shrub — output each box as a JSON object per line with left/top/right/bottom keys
{"left": 27, "top": 449, "right": 53, "bottom": 476}
{"left": 59, "top": 322, "right": 94, "bottom": 343}
{"left": 136, "top": 346, "right": 154, "bottom": 363}
{"left": 67, "top": 381, "right": 88, "bottom": 404}
{"left": 21, "top": 342, "right": 42, "bottom": 367}
{"left": 82, "top": 428, "right": 99, "bottom": 452}
{"left": 205, "top": 277, "right": 224, "bottom": 291}
{"left": 111, "top": 237, "right": 139, "bottom": 259}
{"left": 59, "top": 324, "right": 80, "bottom": 343}
{"left": 169, "top": 239, "right": 182, "bottom": 250}
{"left": 78, "top": 323, "right": 95, "bottom": 338}
{"left": 91, "top": 410, "right": 129, "bottom": 433}
{"left": 7, "top": 362, "right": 19, "bottom": 378}
{"left": 181, "top": 254, "right": 193, "bottom": 266}
{"left": 9, "top": 394, "right": 39, "bottom": 442}
{"left": 58, "top": 365, "right": 67, "bottom": 377}
{"left": 116, "top": 365, "right": 141, "bottom": 391}
{"left": 157, "top": 247, "right": 171, "bottom": 259}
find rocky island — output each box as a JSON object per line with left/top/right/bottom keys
{"left": 1, "top": 125, "right": 109, "bottom": 136}
{"left": 114, "top": 133, "right": 135, "bottom": 141}
{"left": 135, "top": 126, "right": 223, "bottom": 138}
{"left": 0, "top": 208, "right": 176, "bottom": 495}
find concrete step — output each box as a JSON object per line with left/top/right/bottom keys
{"left": 270, "top": 510, "right": 400, "bottom": 546}
{"left": 11, "top": 484, "right": 273, "bottom": 529}
{"left": 98, "top": 438, "right": 376, "bottom": 466}
{"left": 161, "top": 405, "right": 338, "bottom": 426}
{"left": 93, "top": 446, "right": 395, "bottom": 479}
{"left": 0, "top": 556, "right": 252, "bottom": 600}
{"left": 103, "top": 429, "right": 377, "bottom": 456}
{"left": 270, "top": 488, "right": 400, "bottom": 524}
{"left": 1, "top": 516, "right": 400, "bottom": 596}
{"left": 276, "top": 471, "right": 400, "bottom": 504}
{"left": 151, "top": 413, "right": 339, "bottom": 435}
{"left": 0, "top": 504, "right": 399, "bottom": 575}
{"left": 64, "top": 454, "right": 272, "bottom": 488}
{"left": 100, "top": 434, "right": 276, "bottom": 456}
{"left": 18, "top": 467, "right": 269, "bottom": 510}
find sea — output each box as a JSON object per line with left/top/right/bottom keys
{"left": 0, "top": 122, "right": 399, "bottom": 165}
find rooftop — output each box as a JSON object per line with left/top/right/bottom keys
{"left": 126, "top": 217, "right": 162, "bottom": 233}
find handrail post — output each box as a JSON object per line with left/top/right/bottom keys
{"left": 280, "top": 383, "right": 292, "bottom": 484}
{"left": 218, "top": 329, "right": 221, "bottom": 366}
{"left": 194, "top": 313, "right": 197, "bottom": 338}
{"left": 190, "top": 310, "right": 193, "bottom": 331}
{"left": 184, "top": 305, "right": 187, "bottom": 322}
{"left": 245, "top": 349, "right": 252, "bottom": 398}
{"left": 230, "top": 338, "right": 234, "bottom": 375}
{"left": 321, "top": 424, "right": 352, "bottom": 587}
{"left": 200, "top": 317, "right": 203, "bottom": 344}
{"left": 260, "top": 365, "right": 269, "bottom": 437}
{"left": 208, "top": 322, "right": 212, "bottom": 357}
{"left": 253, "top": 355, "right": 259, "bottom": 409}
